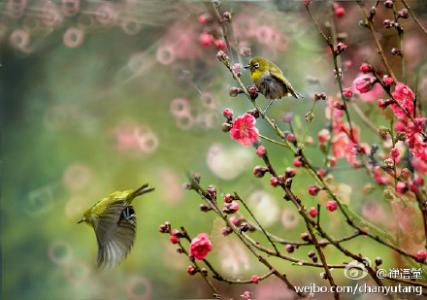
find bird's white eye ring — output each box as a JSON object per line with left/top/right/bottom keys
{"left": 254, "top": 63, "right": 260, "bottom": 68}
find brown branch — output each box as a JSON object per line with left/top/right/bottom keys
{"left": 234, "top": 192, "right": 280, "bottom": 255}
{"left": 358, "top": 3, "right": 398, "bottom": 82}
{"left": 401, "top": 0, "right": 427, "bottom": 35}
{"left": 176, "top": 238, "right": 220, "bottom": 298}
{"left": 305, "top": 5, "right": 355, "bottom": 139}
{"left": 415, "top": 190, "right": 427, "bottom": 249}
{"left": 187, "top": 175, "right": 305, "bottom": 297}
{"left": 180, "top": 227, "right": 275, "bottom": 285}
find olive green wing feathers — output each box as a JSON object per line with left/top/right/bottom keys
{"left": 269, "top": 64, "right": 303, "bottom": 100}
{"left": 93, "top": 201, "right": 137, "bottom": 268}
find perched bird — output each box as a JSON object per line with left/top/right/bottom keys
{"left": 245, "top": 56, "right": 303, "bottom": 113}
{"left": 77, "top": 184, "right": 154, "bottom": 268}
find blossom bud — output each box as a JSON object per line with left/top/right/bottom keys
{"left": 308, "top": 207, "right": 318, "bottom": 218}
{"left": 383, "top": 19, "right": 393, "bottom": 28}
{"left": 326, "top": 200, "right": 338, "bottom": 212}
{"left": 286, "top": 244, "right": 295, "bottom": 253}
{"left": 335, "top": 42, "right": 348, "bottom": 54}
{"left": 285, "top": 167, "right": 296, "bottom": 178}
{"left": 229, "top": 86, "right": 242, "bottom": 97}
{"left": 286, "top": 132, "right": 296, "bottom": 143}
{"left": 223, "top": 11, "right": 231, "bottom": 22}
{"left": 251, "top": 275, "right": 261, "bottom": 284}
{"left": 300, "top": 232, "right": 311, "bottom": 242}
{"left": 384, "top": 0, "right": 393, "bottom": 8}
{"left": 187, "top": 265, "right": 197, "bottom": 275}
{"left": 359, "top": 63, "right": 372, "bottom": 73}
{"left": 222, "top": 122, "right": 232, "bottom": 132}
{"left": 248, "top": 108, "right": 260, "bottom": 118}
{"left": 397, "top": 8, "right": 408, "bottom": 19}
{"left": 369, "top": 6, "right": 376, "bottom": 18}
{"left": 224, "top": 193, "right": 234, "bottom": 203}
{"left": 342, "top": 88, "right": 353, "bottom": 98}
{"left": 253, "top": 166, "right": 268, "bottom": 178}
{"left": 159, "top": 222, "right": 171, "bottom": 233}
{"left": 216, "top": 50, "right": 228, "bottom": 62}
{"left": 396, "top": 181, "right": 407, "bottom": 194}
{"left": 198, "top": 14, "right": 210, "bottom": 25}
{"left": 199, "top": 32, "right": 214, "bottom": 47}
{"left": 256, "top": 145, "right": 266, "bottom": 157}
{"left": 223, "top": 108, "right": 233, "bottom": 120}
{"left": 416, "top": 250, "right": 427, "bottom": 263}
{"left": 221, "top": 226, "right": 233, "bottom": 236}
{"left": 207, "top": 185, "right": 217, "bottom": 200}
{"left": 270, "top": 176, "right": 279, "bottom": 187}
{"left": 223, "top": 201, "right": 239, "bottom": 214}
{"left": 293, "top": 157, "right": 303, "bottom": 168}
{"left": 308, "top": 250, "right": 316, "bottom": 258}
{"left": 390, "top": 48, "right": 401, "bottom": 57}
{"left": 308, "top": 185, "right": 320, "bottom": 196}
{"left": 200, "top": 204, "right": 212, "bottom": 212}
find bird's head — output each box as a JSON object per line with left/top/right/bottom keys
{"left": 244, "top": 57, "right": 269, "bottom": 74}
{"left": 77, "top": 212, "right": 90, "bottom": 225}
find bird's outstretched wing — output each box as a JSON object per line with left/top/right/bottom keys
{"left": 269, "top": 65, "right": 304, "bottom": 100}
{"left": 93, "top": 201, "right": 136, "bottom": 268}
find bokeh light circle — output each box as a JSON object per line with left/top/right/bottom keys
{"left": 62, "top": 163, "right": 93, "bottom": 192}
{"left": 48, "top": 240, "right": 73, "bottom": 266}
{"left": 63, "top": 27, "right": 84, "bottom": 48}
{"left": 156, "top": 46, "right": 175, "bottom": 65}
{"left": 281, "top": 208, "right": 299, "bottom": 229}
{"left": 170, "top": 98, "right": 191, "bottom": 117}
{"left": 125, "top": 276, "right": 152, "bottom": 300}
{"left": 63, "top": 259, "right": 91, "bottom": 285}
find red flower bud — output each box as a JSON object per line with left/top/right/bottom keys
{"left": 342, "top": 88, "right": 353, "bottom": 98}
{"left": 285, "top": 167, "right": 296, "bottom": 178}
{"left": 334, "top": 3, "right": 345, "bottom": 17}
{"left": 223, "top": 108, "right": 233, "bottom": 119}
{"left": 253, "top": 166, "right": 268, "bottom": 178}
{"left": 199, "top": 32, "right": 214, "bottom": 47}
{"left": 383, "top": 75, "right": 394, "bottom": 86}
{"left": 170, "top": 235, "right": 179, "bottom": 244}
{"left": 251, "top": 275, "right": 261, "bottom": 284}
{"left": 308, "top": 207, "right": 318, "bottom": 218}
{"left": 317, "top": 169, "right": 327, "bottom": 178}
{"left": 286, "top": 133, "right": 296, "bottom": 143}
{"left": 396, "top": 182, "right": 407, "bottom": 194}
{"left": 359, "top": 63, "right": 372, "bottom": 73}
{"left": 187, "top": 265, "right": 197, "bottom": 275}
{"left": 308, "top": 185, "right": 320, "bottom": 196}
{"left": 224, "top": 193, "right": 234, "bottom": 203}
{"left": 326, "top": 200, "right": 338, "bottom": 212}
{"left": 198, "top": 14, "right": 210, "bottom": 24}
{"left": 248, "top": 86, "right": 257, "bottom": 95}
{"left": 256, "top": 145, "right": 266, "bottom": 157}
{"left": 416, "top": 250, "right": 427, "bottom": 263}
{"left": 270, "top": 176, "right": 279, "bottom": 187}
{"left": 293, "top": 157, "right": 303, "bottom": 168}
{"left": 214, "top": 39, "right": 226, "bottom": 50}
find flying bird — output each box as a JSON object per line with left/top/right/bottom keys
{"left": 77, "top": 184, "right": 154, "bottom": 268}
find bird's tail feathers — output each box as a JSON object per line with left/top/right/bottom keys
{"left": 131, "top": 184, "right": 155, "bottom": 199}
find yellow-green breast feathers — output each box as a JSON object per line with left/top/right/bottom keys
{"left": 247, "top": 56, "right": 303, "bottom": 100}
{"left": 78, "top": 184, "right": 154, "bottom": 268}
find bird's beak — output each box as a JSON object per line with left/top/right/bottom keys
{"left": 244, "top": 64, "right": 250, "bottom": 69}
{"left": 77, "top": 217, "right": 86, "bottom": 224}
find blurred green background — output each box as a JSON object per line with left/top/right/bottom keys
{"left": 1, "top": 0, "right": 426, "bottom": 299}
